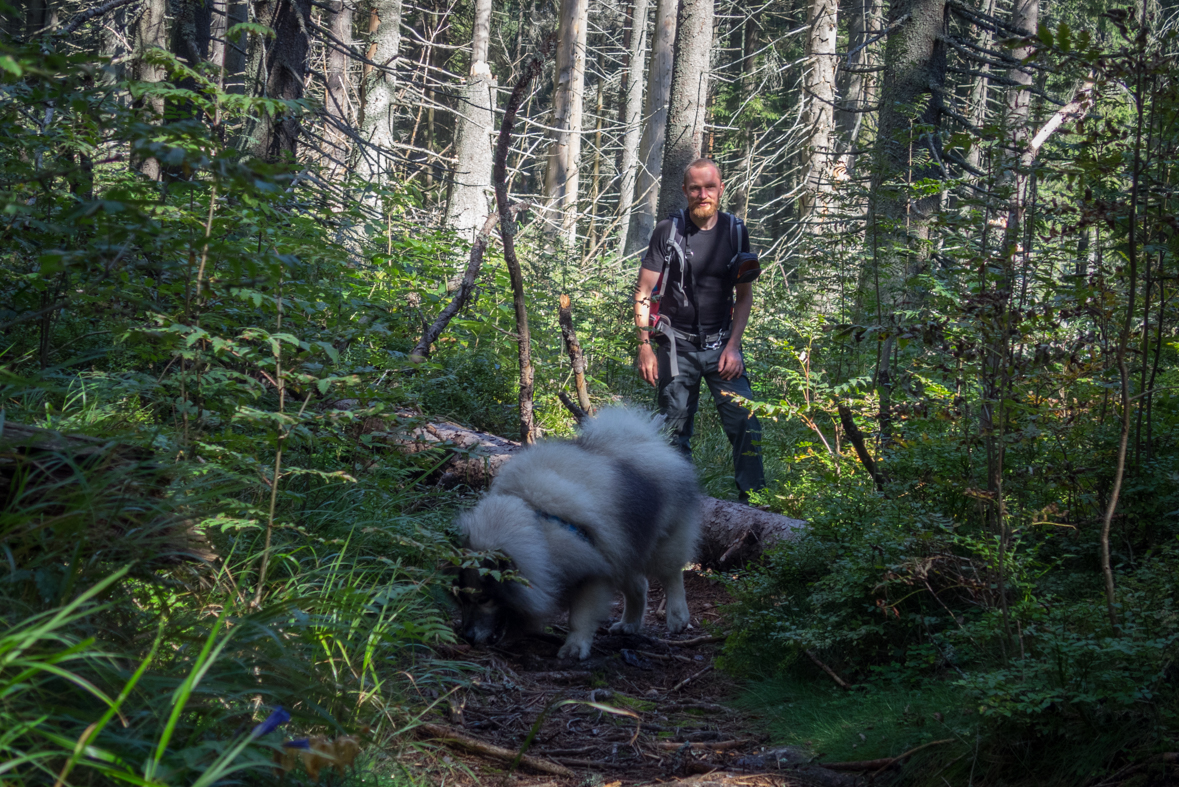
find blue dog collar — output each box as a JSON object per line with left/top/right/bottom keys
{"left": 536, "top": 510, "right": 593, "bottom": 544}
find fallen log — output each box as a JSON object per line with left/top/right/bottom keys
{"left": 345, "top": 405, "right": 806, "bottom": 568}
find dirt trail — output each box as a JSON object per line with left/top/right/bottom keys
{"left": 410, "top": 572, "right": 861, "bottom": 787}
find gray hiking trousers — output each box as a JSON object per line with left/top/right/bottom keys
{"left": 655, "top": 339, "right": 767, "bottom": 498}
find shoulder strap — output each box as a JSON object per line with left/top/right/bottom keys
{"left": 727, "top": 212, "right": 747, "bottom": 258}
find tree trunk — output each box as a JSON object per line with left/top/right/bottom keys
{"left": 964, "top": 0, "right": 996, "bottom": 172}
{"left": 132, "top": 0, "right": 167, "bottom": 180}
{"left": 625, "top": 0, "right": 675, "bottom": 256}
{"left": 25, "top": 0, "right": 56, "bottom": 36}
{"left": 980, "top": 0, "right": 1039, "bottom": 652}
{"left": 446, "top": 78, "right": 498, "bottom": 239}
{"left": 835, "top": 0, "right": 881, "bottom": 173}
{"left": 864, "top": 0, "right": 947, "bottom": 312}
{"left": 544, "top": 0, "right": 589, "bottom": 244}
{"left": 585, "top": 49, "right": 606, "bottom": 254}
{"left": 174, "top": 0, "right": 212, "bottom": 67}
{"left": 249, "top": 0, "right": 312, "bottom": 161}
{"left": 729, "top": 17, "right": 758, "bottom": 217}
{"left": 799, "top": 0, "right": 838, "bottom": 226}
{"left": 358, "top": 0, "right": 402, "bottom": 187}
{"left": 656, "top": 0, "right": 713, "bottom": 220}
{"left": 615, "top": 0, "right": 651, "bottom": 256}
{"left": 445, "top": 0, "right": 496, "bottom": 238}
{"left": 323, "top": 0, "right": 354, "bottom": 178}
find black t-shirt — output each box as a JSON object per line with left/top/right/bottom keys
{"left": 641, "top": 212, "right": 748, "bottom": 334}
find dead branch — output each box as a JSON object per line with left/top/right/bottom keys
{"left": 493, "top": 55, "right": 546, "bottom": 445}
{"left": 411, "top": 210, "right": 500, "bottom": 361}
{"left": 804, "top": 649, "right": 852, "bottom": 689}
{"left": 60, "top": 0, "right": 139, "bottom": 35}
{"left": 662, "top": 702, "right": 733, "bottom": 714}
{"left": 557, "top": 294, "right": 592, "bottom": 414}
{"left": 669, "top": 664, "right": 713, "bottom": 692}
{"left": 837, "top": 403, "right": 885, "bottom": 491}
{"left": 557, "top": 391, "right": 589, "bottom": 423}
{"left": 416, "top": 723, "right": 575, "bottom": 777}
{"left": 654, "top": 740, "right": 753, "bottom": 751}
{"left": 822, "top": 738, "right": 955, "bottom": 772}
{"left": 527, "top": 671, "right": 593, "bottom": 683}
{"left": 657, "top": 634, "right": 728, "bottom": 647}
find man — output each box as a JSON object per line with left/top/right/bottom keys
{"left": 633, "top": 158, "right": 767, "bottom": 501}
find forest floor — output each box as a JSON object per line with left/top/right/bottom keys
{"left": 397, "top": 572, "right": 866, "bottom": 787}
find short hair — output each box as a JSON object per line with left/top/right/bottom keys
{"left": 682, "top": 158, "right": 722, "bottom": 185}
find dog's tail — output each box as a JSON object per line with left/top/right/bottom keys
{"left": 575, "top": 406, "right": 668, "bottom": 456}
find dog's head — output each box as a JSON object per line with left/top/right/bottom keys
{"left": 452, "top": 553, "right": 515, "bottom": 647}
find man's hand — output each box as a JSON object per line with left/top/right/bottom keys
{"left": 638, "top": 343, "right": 659, "bottom": 387}
{"left": 718, "top": 342, "right": 744, "bottom": 380}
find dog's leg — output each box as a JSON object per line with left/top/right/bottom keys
{"left": 558, "top": 578, "right": 613, "bottom": 660}
{"left": 608, "top": 575, "right": 648, "bottom": 635}
{"left": 659, "top": 568, "right": 691, "bottom": 634}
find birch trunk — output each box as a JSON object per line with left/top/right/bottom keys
{"left": 543, "top": 0, "right": 589, "bottom": 244}
{"left": 358, "top": 0, "right": 402, "bottom": 188}
{"left": 615, "top": 0, "right": 651, "bottom": 256}
{"left": 624, "top": 0, "right": 675, "bottom": 256}
{"left": 656, "top": 0, "right": 712, "bottom": 219}
{"left": 446, "top": 0, "right": 497, "bottom": 239}
{"left": 799, "top": 0, "right": 838, "bottom": 225}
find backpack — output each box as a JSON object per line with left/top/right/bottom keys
{"left": 648, "top": 210, "right": 761, "bottom": 352}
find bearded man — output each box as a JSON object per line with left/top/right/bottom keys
{"left": 633, "top": 159, "right": 767, "bottom": 501}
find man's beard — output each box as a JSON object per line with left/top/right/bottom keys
{"left": 689, "top": 201, "right": 718, "bottom": 223}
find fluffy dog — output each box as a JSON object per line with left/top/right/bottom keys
{"left": 454, "top": 407, "right": 701, "bottom": 659}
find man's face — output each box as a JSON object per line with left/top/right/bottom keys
{"left": 683, "top": 164, "right": 724, "bottom": 224}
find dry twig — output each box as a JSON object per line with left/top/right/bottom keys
{"left": 417, "top": 723, "right": 575, "bottom": 777}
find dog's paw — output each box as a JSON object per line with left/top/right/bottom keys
{"left": 609, "top": 620, "right": 643, "bottom": 635}
{"left": 666, "top": 605, "right": 690, "bottom": 634}
{"left": 557, "top": 638, "right": 592, "bottom": 660}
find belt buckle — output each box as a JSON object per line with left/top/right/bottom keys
{"left": 703, "top": 335, "right": 724, "bottom": 351}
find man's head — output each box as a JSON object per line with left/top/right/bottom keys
{"left": 682, "top": 159, "right": 724, "bottom": 225}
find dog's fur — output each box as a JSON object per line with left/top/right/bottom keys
{"left": 454, "top": 407, "right": 701, "bottom": 659}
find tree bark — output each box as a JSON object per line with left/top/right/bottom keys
{"left": 358, "top": 0, "right": 402, "bottom": 187}
{"left": 615, "top": 0, "right": 651, "bottom": 255}
{"left": 799, "top": 0, "right": 838, "bottom": 225}
{"left": 964, "top": 0, "right": 996, "bottom": 172}
{"left": 624, "top": 0, "right": 675, "bottom": 256}
{"left": 249, "top": 0, "right": 312, "bottom": 161}
{"left": 729, "top": 17, "right": 759, "bottom": 217}
{"left": 324, "top": 0, "right": 354, "bottom": 178}
{"left": 834, "top": 0, "right": 881, "bottom": 173}
{"left": 544, "top": 0, "right": 589, "bottom": 244}
{"left": 864, "top": 0, "right": 947, "bottom": 312}
{"left": 132, "top": 0, "right": 167, "bottom": 180}
{"left": 656, "top": 0, "right": 713, "bottom": 220}
{"left": 446, "top": 0, "right": 497, "bottom": 240}
{"left": 25, "top": 0, "right": 56, "bottom": 36}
